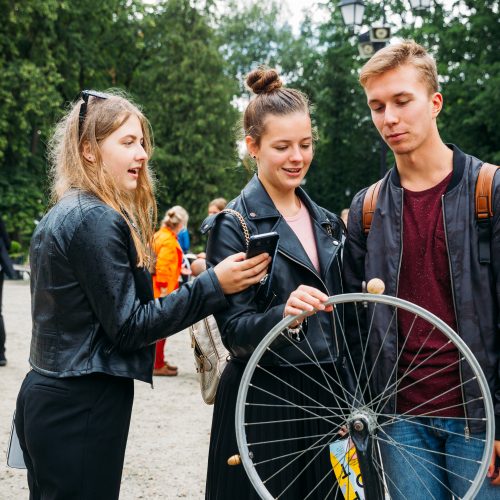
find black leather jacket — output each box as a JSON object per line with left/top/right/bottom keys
{"left": 29, "top": 190, "right": 227, "bottom": 383}
{"left": 203, "top": 175, "right": 344, "bottom": 365}
{"left": 343, "top": 145, "right": 500, "bottom": 437}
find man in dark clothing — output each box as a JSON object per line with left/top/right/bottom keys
{"left": 0, "top": 215, "right": 15, "bottom": 366}
{"left": 343, "top": 41, "right": 499, "bottom": 498}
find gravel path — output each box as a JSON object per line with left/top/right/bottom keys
{"left": 0, "top": 280, "right": 214, "bottom": 499}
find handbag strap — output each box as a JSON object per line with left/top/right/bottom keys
{"left": 221, "top": 209, "right": 250, "bottom": 248}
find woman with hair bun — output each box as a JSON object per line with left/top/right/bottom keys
{"left": 151, "top": 205, "right": 189, "bottom": 376}
{"left": 204, "top": 68, "right": 345, "bottom": 498}
{"left": 14, "top": 90, "right": 271, "bottom": 499}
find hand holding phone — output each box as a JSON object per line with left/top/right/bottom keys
{"left": 245, "top": 232, "right": 279, "bottom": 260}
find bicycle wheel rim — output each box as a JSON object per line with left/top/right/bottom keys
{"left": 235, "top": 293, "right": 494, "bottom": 500}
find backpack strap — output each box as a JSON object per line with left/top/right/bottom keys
{"left": 362, "top": 180, "right": 383, "bottom": 235}
{"left": 476, "top": 162, "right": 499, "bottom": 264}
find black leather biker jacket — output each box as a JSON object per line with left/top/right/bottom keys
{"left": 343, "top": 145, "right": 500, "bottom": 437}
{"left": 202, "top": 175, "right": 344, "bottom": 365}
{"left": 29, "top": 190, "right": 227, "bottom": 383}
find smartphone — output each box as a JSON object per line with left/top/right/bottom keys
{"left": 246, "top": 232, "right": 279, "bottom": 260}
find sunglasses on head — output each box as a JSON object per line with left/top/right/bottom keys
{"left": 78, "top": 90, "right": 108, "bottom": 138}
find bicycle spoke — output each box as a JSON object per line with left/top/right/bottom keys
{"left": 377, "top": 432, "right": 441, "bottom": 500}
{"left": 374, "top": 434, "right": 480, "bottom": 467}
{"left": 375, "top": 434, "right": 476, "bottom": 497}
{"left": 377, "top": 413, "right": 486, "bottom": 444}
{"left": 262, "top": 428, "right": 335, "bottom": 490}
{"left": 234, "top": 293, "right": 494, "bottom": 500}
{"left": 253, "top": 364, "right": 344, "bottom": 419}
{"left": 263, "top": 345, "right": 354, "bottom": 418}
{"left": 361, "top": 304, "right": 398, "bottom": 403}
{"left": 247, "top": 382, "right": 344, "bottom": 430}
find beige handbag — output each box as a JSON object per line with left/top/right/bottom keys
{"left": 189, "top": 209, "right": 250, "bottom": 405}
{"left": 190, "top": 315, "right": 229, "bottom": 404}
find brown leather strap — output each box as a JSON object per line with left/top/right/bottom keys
{"left": 476, "top": 163, "right": 499, "bottom": 220}
{"left": 362, "top": 180, "right": 383, "bottom": 234}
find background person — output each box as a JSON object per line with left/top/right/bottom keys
{"left": 204, "top": 68, "right": 345, "bottom": 499}
{"left": 151, "top": 206, "right": 188, "bottom": 376}
{"left": 0, "top": 214, "right": 15, "bottom": 366}
{"left": 343, "top": 41, "right": 500, "bottom": 498}
{"left": 207, "top": 197, "right": 227, "bottom": 216}
{"left": 14, "top": 90, "right": 271, "bottom": 500}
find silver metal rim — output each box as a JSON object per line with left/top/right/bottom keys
{"left": 235, "top": 292, "right": 494, "bottom": 500}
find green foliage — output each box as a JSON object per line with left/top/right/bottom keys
{"left": 1, "top": 0, "right": 499, "bottom": 251}
{"left": 131, "top": 0, "right": 242, "bottom": 243}
{"left": 217, "top": 0, "right": 296, "bottom": 92}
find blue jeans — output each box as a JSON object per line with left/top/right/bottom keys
{"left": 378, "top": 417, "right": 497, "bottom": 500}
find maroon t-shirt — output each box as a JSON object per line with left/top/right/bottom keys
{"left": 397, "top": 171, "right": 464, "bottom": 417}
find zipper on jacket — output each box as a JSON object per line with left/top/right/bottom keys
{"left": 277, "top": 247, "right": 341, "bottom": 356}
{"left": 442, "top": 195, "right": 470, "bottom": 440}
{"left": 394, "top": 189, "right": 405, "bottom": 414}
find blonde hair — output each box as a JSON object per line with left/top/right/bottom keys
{"left": 162, "top": 205, "right": 188, "bottom": 230}
{"left": 48, "top": 89, "right": 157, "bottom": 267}
{"left": 359, "top": 40, "right": 438, "bottom": 95}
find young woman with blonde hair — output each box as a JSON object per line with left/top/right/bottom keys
{"left": 14, "top": 90, "right": 270, "bottom": 500}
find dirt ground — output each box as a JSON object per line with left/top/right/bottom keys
{"left": 0, "top": 280, "right": 214, "bottom": 499}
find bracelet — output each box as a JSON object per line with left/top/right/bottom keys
{"left": 286, "top": 323, "right": 305, "bottom": 342}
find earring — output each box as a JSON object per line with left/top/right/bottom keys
{"left": 85, "top": 154, "right": 95, "bottom": 162}
{"left": 252, "top": 155, "right": 256, "bottom": 159}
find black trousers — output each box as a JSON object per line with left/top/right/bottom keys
{"left": 0, "top": 270, "right": 5, "bottom": 357}
{"left": 15, "top": 370, "right": 134, "bottom": 500}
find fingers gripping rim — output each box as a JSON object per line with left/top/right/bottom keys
{"left": 235, "top": 293, "right": 494, "bottom": 500}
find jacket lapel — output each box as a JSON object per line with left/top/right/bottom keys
{"left": 239, "top": 174, "right": 341, "bottom": 280}
{"left": 298, "top": 191, "right": 341, "bottom": 279}
{"left": 273, "top": 217, "right": 316, "bottom": 271}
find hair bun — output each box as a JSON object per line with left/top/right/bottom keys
{"left": 246, "top": 68, "right": 283, "bottom": 95}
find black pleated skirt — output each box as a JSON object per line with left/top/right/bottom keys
{"left": 205, "top": 360, "right": 345, "bottom": 499}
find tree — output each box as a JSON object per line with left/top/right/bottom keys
{"left": 131, "top": 0, "right": 241, "bottom": 247}
{"left": 0, "top": 0, "right": 147, "bottom": 250}
{"left": 0, "top": 0, "right": 63, "bottom": 245}
{"left": 285, "top": 8, "right": 382, "bottom": 213}
{"left": 217, "top": 1, "right": 297, "bottom": 92}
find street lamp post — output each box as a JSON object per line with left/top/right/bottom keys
{"left": 339, "top": 0, "right": 365, "bottom": 27}
{"left": 339, "top": 0, "right": 431, "bottom": 179}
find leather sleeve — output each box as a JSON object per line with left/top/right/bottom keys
{"left": 491, "top": 172, "right": 500, "bottom": 439}
{"left": 342, "top": 188, "right": 369, "bottom": 388}
{"left": 68, "top": 207, "right": 227, "bottom": 352}
{"left": 342, "top": 188, "right": 368, "bottom": 294}
{"left": 206, "top": 213, "right": 285, "bottom": 359}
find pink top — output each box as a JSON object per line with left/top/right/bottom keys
{"left": 284, "top": 202, "right": 320, "bottom": 272}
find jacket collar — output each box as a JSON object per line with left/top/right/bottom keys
{"left": 389, "top": 144, "right": 466, "bottom": 192}
{"left": 239, "top": 174, "right": 331, "bottom": 226}
{"left": 239, "top": 174, "right": 339, "bottom": 279}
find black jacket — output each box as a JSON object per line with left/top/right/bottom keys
{"left": 29, "top": 190, "right": 227, "bottom": 383}
{"left": 343, "top": 145, "right": 500, "bottom": 437}
{"left": 0, "top": 216, "right": 15, "bottom": 279}
{"left": 203, "top": 175, "right": 344, "bottom": 364}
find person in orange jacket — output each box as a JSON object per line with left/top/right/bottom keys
{"left": 152, "top": 206, "right": 188, "bottom": 376}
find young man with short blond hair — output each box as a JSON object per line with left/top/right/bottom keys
{"left": 343, "top": 40, "right": 500, "bottom": 498}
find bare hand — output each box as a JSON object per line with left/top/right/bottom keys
{"left": 214, "top": 252, "right": 271, "bottom": 295}
{"left": 284, "top": 285, "right": 333, "bottom": 326}
{"left": 487, "top": 439, "right": 500, "bottom": 485}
